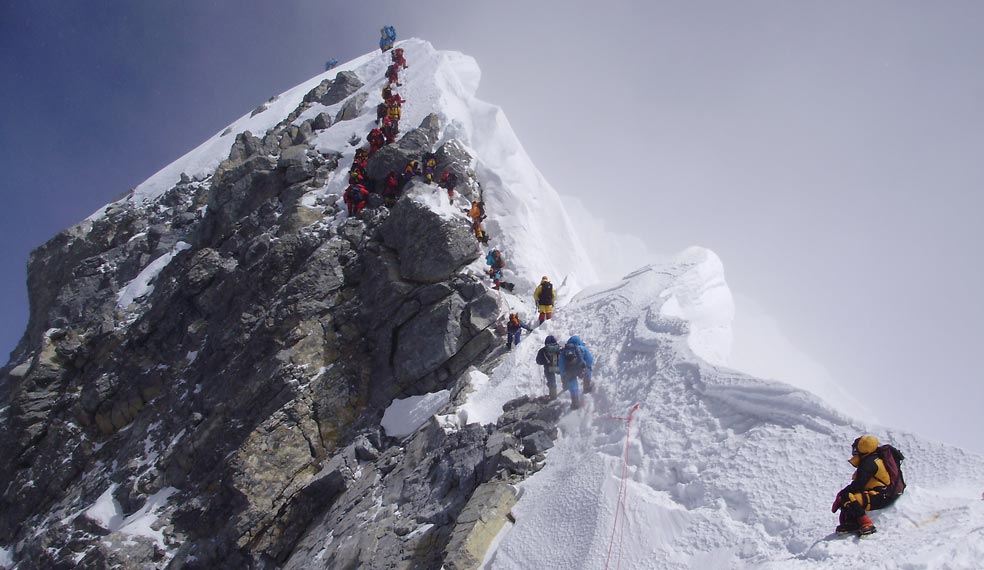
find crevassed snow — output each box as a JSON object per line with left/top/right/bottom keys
{"left": 464, "top": 248, "right": 984, "bottom": 569}
{"left": 381, "top": 390, "right": 451, "bottom": 438}
{"left": 116, "top": 241, "right": 191, "bottom": 309}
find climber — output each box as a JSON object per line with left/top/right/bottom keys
{"left": 387, "top": 99, "right": 402, "bottom": 122}
{"left": 381, "top": 117, "right": 399, "bottom": 145}
{"left": 391, "top": 47, "right": 408, "bottom": 69}
{"left": 386, "top": 91, "right": 405, "bottom": 107}
{"left": 558, "top": 336, "right": 594, "bottom": 409}
{"left": 533, "top": 276, "right": 557, "bottom": 323}
{"left": 485, "top": 249, "right": 505, "bottom": 290}
{"left": 376, "top": 101, "right": 388, "bottom": 125}
{"left": 505, "top": 313, "right": 532, "bottom": 351}
{"left": 423, "top": 156, "right": 438, "bottom": 183}
{"left": 402, "top": 160, "right": 422, "bottom": 184}
{"left": 535, "top": 335, "right": 562, "bottom": 398}
{"left": 832, "top": 435, "right": 906, "bottom": 536}
{"left": 344, "top": 183, "right": 369, "bottom": 216}
{"left": 466, "top": 200, "right": 488, "bottom": 243}
{"left": 439, "top": 171, "right": 459, "bottom": 204}
{"left": 379, "top": 25, "right": 397, "bottom": 52}
{"left": 385, "top": 64, "right": 401, "bottom": 87}
{"left": 352, "top": 149, "right": 369, "bottom": 177}
{"left": 382, "top": 84, "right": 393, "bottom": 103}
{"left": 367, "top": 128, "right": 385, "bottom": 155}
{"left": 348, "top": 167, "right": 364, "bottom": 185}
{"left": 383, "top": 170, "right": 401, "bottom": 207}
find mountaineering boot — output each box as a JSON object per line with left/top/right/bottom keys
{"left": 570, "top": 394, "right": 580, "bottom": 410}
{"left": 857, "top": 515, "right": 876, "bottom": 536}
{"left": 583, "top": 378, "right": 593, "bottom": 394}
{"left": 835, "top": 522, "right": 858, "bottom": 535}
{"left": 548, "top": 385, "right": 557, "bottom": 399}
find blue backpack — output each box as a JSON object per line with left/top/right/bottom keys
{"left": 384, "top": 26, "right": 396, "bottom": 40}
{"left": 561, "top": 344, "right": 584, "bottom": 376}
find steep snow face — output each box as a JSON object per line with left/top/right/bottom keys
{"left": 463, "top": 249, "right": 984, "bottom": 569}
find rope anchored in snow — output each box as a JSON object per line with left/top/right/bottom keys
{"left": 603, "top": 403, "right": 640, "bottom": 570}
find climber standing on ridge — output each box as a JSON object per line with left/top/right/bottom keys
{"left": 376, "top": 101, "right": 388, "bottom": 125}
{"left": 387, "top": 98, "right": 402, "bottom": 123}
{"left": 535, "top": 335, "right": 562, "bottom": 399}
{"left": 533, "top": 276, "right": 557, "bottom": 324}
{"left": 485, "top": 249, "right": 505, "bottom": 290}
{"left": 391, "top": 47, "right": 408, "bottom": 69}
{"left": 558, "top": 335, "right": 594, "bottom": 410}
{"left": 386, "top": 63, "right": 402, "bottom": 87}
{"left": 832, "top": 435, "right": 906, "bottom": 536}
{"left": 439, "top": 171, "right": 458, "bottom": 204}
{"left": 379, "top": 25, "right": 397, "bottom": 52}
{"left": 382, "top": 84, "right": 394, "bottom": 103}
{"left": 505, "top": 313, "right": 532, "bottom": 351}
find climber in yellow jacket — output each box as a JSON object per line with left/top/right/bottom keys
{"left": 533, "top": 276, "right": 556, "bottom": 324}
{"left": 831, "top": 434, "right": 905, "bottom": 536}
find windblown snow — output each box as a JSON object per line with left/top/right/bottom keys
{"left": 61, "top": 38, "right": 984, "bottom": 569}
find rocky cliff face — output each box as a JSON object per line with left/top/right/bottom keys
{"left": 0, "top": 65, "right": 562, "bottom": 570}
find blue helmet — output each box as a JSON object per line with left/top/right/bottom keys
{"left": 568, "top": 335, "right": 582, "bottom": 346}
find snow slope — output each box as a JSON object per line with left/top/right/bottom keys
{"left": 463, "top": 247, "right": 984, "bottom": 569}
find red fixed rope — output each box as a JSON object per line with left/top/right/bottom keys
{"left": 603, "top": 403, "right": 640, "bottom": 570}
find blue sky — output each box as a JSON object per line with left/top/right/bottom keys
{"left": 2, "top": 1, "right": 983, "bottom": 452}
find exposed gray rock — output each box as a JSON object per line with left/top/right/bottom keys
{"left": 379, "top": 184, "right": 480, "bottom": 283}
{"left": 312, "top": 111, "right": 332, "bottom": 130}
{"left": 444, "top": 482, "right": 517, "bottom": 570}
{"left": 335, "top": 91, "right": 369, "bottom": 122}
{"left": 305, "top": 71, "right": 363, "bottom": 106}
{"left": 278, "top": 145, "right": 315, "bottom": 184}
{"left": 521, "top": 430, "right": 554, "bottom": 456}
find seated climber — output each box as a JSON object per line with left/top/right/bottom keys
{"left": 423, "top": 156, "right": 437, "bottom": 183}
{"left": 402, "top": 160, "right": 421, "bottom": 184}
{"left": 832, "top": 435, "right": 906, "bottom": 536}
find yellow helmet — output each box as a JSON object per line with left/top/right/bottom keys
{"left": 852, "top": 434, "right": 880, "bottom": 456}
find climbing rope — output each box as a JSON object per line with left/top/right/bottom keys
{"left": 603, "top": 403, "right": 640, "bottom": 570}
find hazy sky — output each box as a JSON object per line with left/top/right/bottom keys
{"left": 2, "top": 1, "right": 982, "bottom": 452}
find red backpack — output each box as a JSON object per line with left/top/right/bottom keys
{"left": 877, "top": 444, "right": 907, "bottom": 498}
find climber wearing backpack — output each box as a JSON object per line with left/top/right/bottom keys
{"left": 385, "top": 64, "right": 401, "bottom": 86}
{"left": 348, "top": 167, "right": 365, "bottom": 185}
{"left": 423, "top": 156, "right": 438, "bottom": 183}
{"left": 402, "top": 160, "right": 421, "bottom": 184}
{"left": 379, "top": 25, "right": 397, "bottom": 52}
{"left": 505, "top": 313, "right": 532, "bottom": 351}
{"left": 391, "top": 47, "right": 408, "bottom": 69}
{"left": 367, "top": 128, "right": 385, "bottom": 155}
{"left": 535, "top": 335, "right": 562, "bottom": 399}
{"left": 344, "top": 183, "right": 369, "bottom": 216}
{"left": 831, "top": 434, "right": 906, "bottom": 536}
{"left": 376, "top": 102, "right": 388, "bottom": 125}
{"left": 382, "top": 85, "right": 393, "bottom": 103}
{"left": 558, "top": 336, "right": 594, "bottom": 409}
{"left": 381, "top": 117, "right": 399, "bottom": 145}
{"left": 485, "top": 249, "right": 505, "bottom": 290}
{"left": 467, "top": 201, "right": 488, "bottom": 243}
{"left": 533, "top": 276, "right": 557, "bottom": 324}
{"left": 439, "top": 171, "right": 458, "bottom": 204}
{"left": 383, "top": 170, "right": 401, "bottom": 207}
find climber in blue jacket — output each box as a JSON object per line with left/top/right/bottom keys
{"left": 557, "top": 335, "right": 594, "bottom": 409}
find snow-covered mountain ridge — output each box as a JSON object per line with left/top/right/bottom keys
{"left": 0, "top": 39, "right": 982, "bottom": 570}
